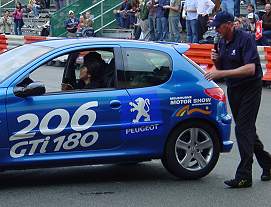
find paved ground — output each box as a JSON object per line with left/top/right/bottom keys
{"left": 0, "top": 81, "right": 270, "bottom": 207}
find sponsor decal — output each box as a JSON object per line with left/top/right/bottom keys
{"left": 170, "top": 96, "right": 212, "bottom": 106}
{"left": 125, "top": 124, "right": 159, "bottom": 135}
{"left": 9, "top": 101, "right": 99, "bottom": 158}
{"left": 129, "top": 97, "right": 151, "bottom": 123}
{"left": 176, "top": 105, "right": 211, "bottom": 117}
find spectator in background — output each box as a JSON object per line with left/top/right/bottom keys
{"left": 262, "top": 3, "right": 271, "bottom": 45}
{"left": 156, "top": 0, "right": 170, "bottom": 41}
{"left": 234, "top": 0, "right": 240, "bottom": 17}
{"left": 221, "top": 0, "right": 234, "bottom": 16}
{"left": 64, "top": 10, "right": 80, "bottom": 38}
{"left": 44, "top": 0, "right": 50, "bottom": 9}
{"left": 138, "top": 0, "right": 149, "bottom": 40}
{"left": 147, "top": 0, "right": 158, "bottom": 41}
{"left": 131, "top": 0, "right": 140, "bottom": 27}
{"left": 28, "top": 0, "right": 41, "bottom": 18}
{"left": 245, "top": 12, "right": 257, "bottom": 33}
{"left": 164, "top": 0, "right": 181, "bottom": 42}
{"left": 85, "top": 11, "right": 93, "bottom": 28}
{"left": 233, "top": 17, "right": 243, "bottom": 30}
{"left": 184, "top": 0, "right": 198, "bottom": 43}
{"left": 13, "top": 2, "right": 24, "bottom": 35}
{"left": 115, "top": 0, "right": 133, "bottom": 29}
{"left": 77, "top": 12, "right": 94, "bottom": 37}
{"left": 246, "top": 3, "right": 259, "bottom": 21}
{"left": 197, "top": 0, "right": 215, "bottom": 41}
{"left": 55, "top": 0, "right": 64, "bottom": 10}
{"left": 0, "top": 10, "right": 12, "bottom": 35}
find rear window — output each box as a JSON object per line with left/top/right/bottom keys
{"left": 182, "top": 54, "right": 205, "bottom": 74}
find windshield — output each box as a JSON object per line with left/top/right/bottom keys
{"left": 0, "top": 45, "right": 53, "bottom": 83}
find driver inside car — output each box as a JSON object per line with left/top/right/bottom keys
{"left": 62, "top": 61, "right": 104, "bottom": 91}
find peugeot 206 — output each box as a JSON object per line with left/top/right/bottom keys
{"left": 0, "top": 38, "right": 233, "bottom": 179}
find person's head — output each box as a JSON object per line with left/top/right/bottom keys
{"left": 210, "top": 11, "right": 235, "bottom": 40}
{"left": 247, "top": 3, "right": 255, "bottom": 13}
{"left": 247, "top": 13, "right": 256, "bottom": 23}
{"left": 265, "top": 3, "right": 271, "bottom": 14}
{"left": 234, "top": 18, "right": 242, "bottom": 29}
{"left": 83, "top": 61, "right": 102, "bottom": 82}
{"left": 85, "top": 11, "right": 91, "bottom": 19}
{"left": 79, "top": 15, "right": 85, "bottom": 23}
{"left": 16, "top": 2, "right": 22, "bottom": 9}
{"left": 4, "top": 10, "right": 10, "bottom": 17}
{"left": 69, "top": 10, "right": 75, "bottom": 18}
{"left": 79, "top": 66, "right": 91, "bottom": 83}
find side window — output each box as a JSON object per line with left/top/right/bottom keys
{"left": 122, "top": 48, "right": 172, "bottom": 88}
{"left": 18, "top": 48, "right": 116, "bottom": 93}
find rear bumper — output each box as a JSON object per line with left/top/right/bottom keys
{"left": 217, "top": 114, "right": 233, "bottom": 152}
{"left": 222, "top": 140, "right": 234, "bottom": 152}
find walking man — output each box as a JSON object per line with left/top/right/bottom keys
{"left": 205, "top": 11, "right": 271, "bottom": 188}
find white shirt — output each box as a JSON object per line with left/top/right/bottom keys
{"left": 184, "top": 0, "right": 198, "bottom": 20}
{"left": 197, "top": 0, "right": 215, "bottom": 15}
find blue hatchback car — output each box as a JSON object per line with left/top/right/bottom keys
{"left": 0, "top": 38, "right": 233, "bottom": 179}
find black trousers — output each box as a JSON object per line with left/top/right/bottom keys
{"left": 198, "top": 15, "right": 208, "bottom": 41}
{"left": 227, "top": 80, "right": 271, "bottom": 180}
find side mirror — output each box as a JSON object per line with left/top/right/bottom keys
{"left": 14, "top": 82, "right": 46, "bottom": 98}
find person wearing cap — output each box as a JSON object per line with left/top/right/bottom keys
{"left": 64, "top": 10, "right": 80, "bottom": 38}
{"left": 246, "top": 3, "right": 259, "bottom": 21}
{"left": 205, "top": 11, "right": 271, "bottom": 188}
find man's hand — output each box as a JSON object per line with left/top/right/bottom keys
{"left": 211, "top": 49, "right": 219, "bottom": 61}
{"left": 204, "top": 68, "right": 225, "bottom": 81}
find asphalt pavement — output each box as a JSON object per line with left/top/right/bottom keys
{"left": 0, "top": 84, "right": 270, "bottom": 207}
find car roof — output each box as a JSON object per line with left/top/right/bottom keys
{"left": 32, "top": 37, "right": 190, "bottom": 53}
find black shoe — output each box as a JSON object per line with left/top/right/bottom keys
{"left": 261, "top": 169, "right": 271, "bottom": 181}
{"left": 224, "top": 178, "right": 252, "bottom": 188}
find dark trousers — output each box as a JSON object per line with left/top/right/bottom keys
{"left": 227, "top": 80, "right": 271, "bottom": 180}
{"left": 198, "top": 15, "right": 208, "bottom": 41}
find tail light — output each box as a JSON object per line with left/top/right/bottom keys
{"left": 204, "top": 87, "right": 226, "bottom": 103}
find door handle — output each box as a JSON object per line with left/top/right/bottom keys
{"left": 110, "top": 100, "right": 121, "bottom": 109}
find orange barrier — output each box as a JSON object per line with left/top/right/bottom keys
{"left": 263, "top": 47, "right": 271, "bottom": 82}
{"left": 24, "top": 35, "right": 47, "bottom": 44}
{"left": 185, "top": 44, "right": 214, "bottom": 70}
{"left": 184, "top": 43, "right": 271, "bottom": 83}
{"left": 0, "top": 35, "right": 7, "bottom": 53}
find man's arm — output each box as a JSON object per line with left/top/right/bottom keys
{"left": 204, "top": 63, "right": 255, "bottom": 81}
{"left": 164, "top": 0, "right": 181, "bottom": 12}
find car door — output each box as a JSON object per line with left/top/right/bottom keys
{"left": 5, "top": 46, "right": 132, "bottom": 161}
{"left": 120, "top": 47, "right": 173, "bottom": 143}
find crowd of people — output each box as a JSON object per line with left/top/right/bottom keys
{"left": 1, "top": 0, "right": 271, "bottom": 45}
{"left": 113, "top": 0, "right": 271, "bottom": 45}
{"left": 64, "top": 10, "right": 94, "bottom": 37}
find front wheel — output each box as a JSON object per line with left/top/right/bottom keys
{"left": 162, "top": 121, "right": 220, "bottom": 179}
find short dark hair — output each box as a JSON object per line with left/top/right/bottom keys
{"left": 247, "top": 3, "right": 255, "bottom": 11}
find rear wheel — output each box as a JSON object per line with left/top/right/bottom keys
{"left": 162, "top": 121, "right": 220, "bottom": 179}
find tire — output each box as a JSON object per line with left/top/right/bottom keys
{"left": 162, "top": 121, "right": 220, "bottom": 179}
